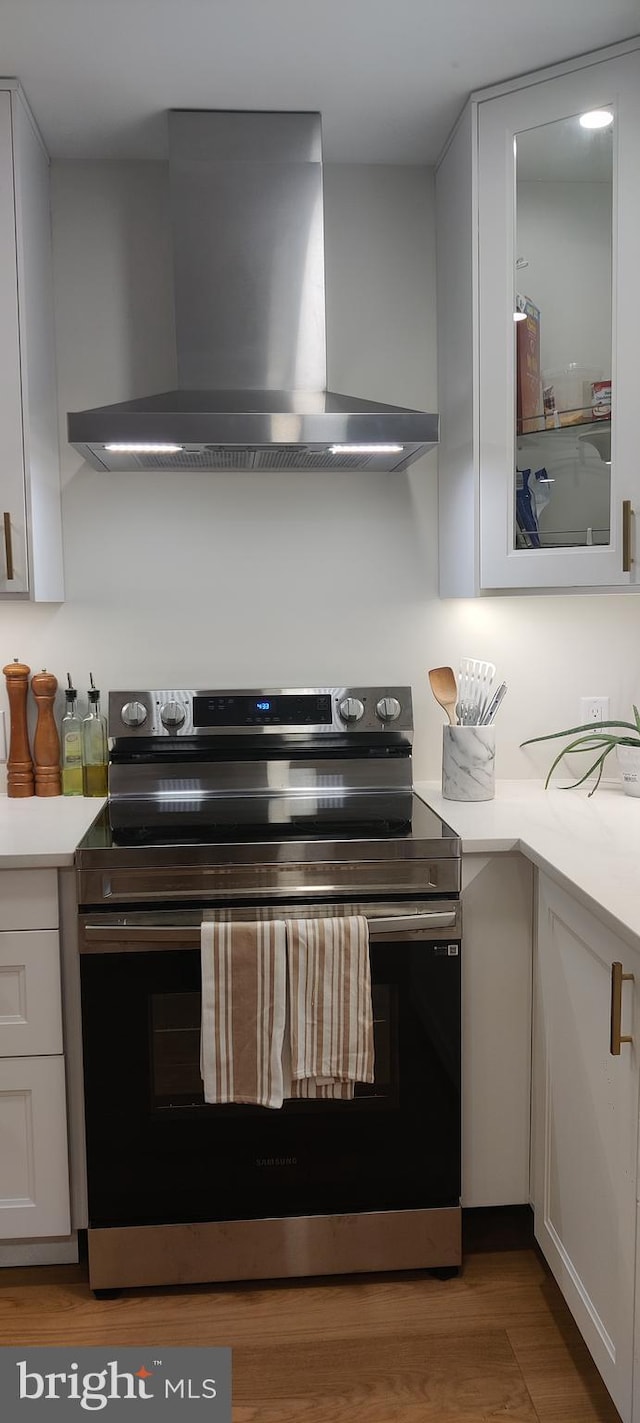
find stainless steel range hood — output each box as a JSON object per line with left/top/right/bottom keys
{"left": 68, "top": 112, "right": 438, "bottom": 473}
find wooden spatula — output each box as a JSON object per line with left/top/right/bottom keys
{"left": 428, "top": 666, "right": 459, "bottom": 725}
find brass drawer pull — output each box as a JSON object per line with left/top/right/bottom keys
{"left": 622, "top": 500, "right": 633, "bottom": 573}
{"left": 610, "top": 961, "right": 634, "bottom": 1055}
{"left": 3, "top": 512, "right": 14, "bottom": 581}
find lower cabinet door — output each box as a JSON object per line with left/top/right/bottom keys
{"left": 462, "top": 853, "right": 532, "bottom": 1206}
{"left": 0, "top": 1055, "right": 70, "bottom": 1239}
{"left": 533, "top": 874, "right": 639, "bottom": 1422}
{"left": 0, "top": 930, "right": 62, "bottom": 1057}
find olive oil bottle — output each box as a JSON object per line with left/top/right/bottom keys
{"left": 82, "top": 674, "right": 108, "bottom": 796}
{"left": 61, "top": 674, "right": 84, "bottom": 796}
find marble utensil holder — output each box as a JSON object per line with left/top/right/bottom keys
{"left": 442, "top": 725, "right": 495, "bottom": 801}
{"left": 616, "top": 744, "right": 640, "bottom": 797}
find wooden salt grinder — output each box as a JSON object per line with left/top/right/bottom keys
{"left": 3, "top": 659, "right": 34, "bottom": 797}
{"left": 31, "top": 669, "right": 61, "bottom": 797}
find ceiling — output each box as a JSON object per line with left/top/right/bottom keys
{"left": 2, "top": 0, "right": 639, "bottom": 163}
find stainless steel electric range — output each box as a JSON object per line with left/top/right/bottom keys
{"left": 75, "top": 686, "right": 462, "bottom": 1294}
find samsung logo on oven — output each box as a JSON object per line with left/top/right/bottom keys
{"left": 256, "top": 1156, "right": 298, "bottom": 1168}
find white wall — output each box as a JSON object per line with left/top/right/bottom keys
{"left": 0, "top": 159, "right": 638, "bottom": 785}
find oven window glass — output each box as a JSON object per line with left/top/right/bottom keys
{"left": 81, "top": 939, "right": 460, "bottom": 1227}
{"left": 150, "top": 984, "right": 397, "bottom": 1112}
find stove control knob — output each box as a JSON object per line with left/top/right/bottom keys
{"left": 160, "top": 700, "right": 186, "bottom": 730}
{"left": 376, "top": 696, "right": 401, "bottom": 723}
{"left": 338, "top": 696, "right": 365, "bottom": 724}
{"left": 121, "top": 700, "right": 148, "bottom": 729}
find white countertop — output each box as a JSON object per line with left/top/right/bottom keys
{"left": 415, "top": 779, "right": 640, "bottom": 953}
{"left": 0, "top": 795, "right": 106, "bottom": 867}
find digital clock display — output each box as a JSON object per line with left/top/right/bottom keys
{"left": 193, "top": 694, "right": 333, "bottom": 728}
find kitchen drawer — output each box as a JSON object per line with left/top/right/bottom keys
{"left": 0, "top": 870, "right": 58, "bottom": 930}
{"left": 0, "top": 1054, "right": 70, "bottom": 1239}
{"left": 0, "top": 930, "right": 62, "bottom": 1056}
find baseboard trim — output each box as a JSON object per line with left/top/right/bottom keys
{"left": 463, "top": 1204, "right": 534, "bottom": 1253}
{"left": 0, "top": 1234, "right": 79, "bottom": 1268}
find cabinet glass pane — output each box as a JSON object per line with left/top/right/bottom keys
{"left": 514, "top": 110, "right": 613, "bottom": 551}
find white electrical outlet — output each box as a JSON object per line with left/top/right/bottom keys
{"left": 580, "top": 696, "right": 609, "bottom": 725}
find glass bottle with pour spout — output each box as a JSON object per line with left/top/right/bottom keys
{"left": 82, "top": 674, "right": 108, "bottom": 796}
{"left": 61, "top": 673, "right": 83, "bottom": 795}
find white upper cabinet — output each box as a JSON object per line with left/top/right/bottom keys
{"left": 0, "top": 83, "right": 63, "bottom": 601}
{"left": 436, "top": 41, "right": 640, "bottom": 594}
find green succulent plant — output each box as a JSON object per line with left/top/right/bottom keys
{"left": 521, "top": 707, "right": 640, "bottom": 796}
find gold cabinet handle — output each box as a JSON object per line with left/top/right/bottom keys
{"left": 610, "top": 961, "right": 634, "bottom": 1055}
{"left": 622, "top": 500, "right": 634, "bottom": 573}
{"left": 3, "top": 512, "right": 14, "bottom": 581}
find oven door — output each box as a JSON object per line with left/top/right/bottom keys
{"left": 79, "top": 903, "right": 461, "bottom": 1229}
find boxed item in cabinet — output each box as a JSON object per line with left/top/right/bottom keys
{"left": 591, "top": 379, "right": 611, "bottom": 420}
{"left": 516, "top": 297, "right": 541, "bottom": 434}
{"left": 542, "top": 364, "right": 604, "bottom": 425}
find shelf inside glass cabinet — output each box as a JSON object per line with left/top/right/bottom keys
{"left": 517, "top": 409, "right": 611, "bottom": 438}
{"left": 515, "top": 416, "right": 611, "bottom": 551}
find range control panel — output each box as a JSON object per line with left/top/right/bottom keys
{"left": 109, "top": 687, "right": 413, "bottom": 738}
{"left": 194, "top": 693, "right": 333, "bottom": 728}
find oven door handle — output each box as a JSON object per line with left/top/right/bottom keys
{"left": 368, "top": 912, "right": 458, "bottom": 937}
{"left": 81, "top": 910, "right": 458, "bottom": 949}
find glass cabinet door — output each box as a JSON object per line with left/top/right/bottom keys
{"left": 477, "top": 50, "right": 640, "bottom": 589}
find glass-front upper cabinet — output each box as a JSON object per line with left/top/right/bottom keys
{"left": 477, "top": 49, "right": 640, "bottom": 589}
{"left": 514, "top": 115, "right": 612, "bottom": 554}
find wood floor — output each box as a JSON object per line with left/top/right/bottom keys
{"left": 0, "top": 1237, "right": 621, "bottom": 1421}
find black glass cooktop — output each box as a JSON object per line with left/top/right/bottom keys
{"left": 76, "top": 794, "right": 459, "bottom": 857}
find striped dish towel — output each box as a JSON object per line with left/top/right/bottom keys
{"left": 200, "top": 920, "right": 288, "bottom": 1109}
{"left": 285, "top": 915, "right": 375, "bottom": 1100}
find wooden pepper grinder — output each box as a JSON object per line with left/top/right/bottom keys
{"left": 3, "top": 659, "right": 35, "bottom": 797}
{"left": 31, "top": 669, "right": 61, "bottom": 797}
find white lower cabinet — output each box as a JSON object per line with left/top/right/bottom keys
{"left": 0, "top": 869, "right": 71, "bottom": 1249}
{"left": 0, "top": 929, "right": 62, "bottom": 1056}
{"left": 533, "top": 873, "right": 639, "bottom": 1422}
{"left": 0, "top": 1055, "right": 70, "bottom": 1238}
{"left": 462, "top": 854, "right": 533, "bottom": 1206}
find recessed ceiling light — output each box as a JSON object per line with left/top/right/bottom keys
{"left": 579, "top": 109, "right": 613, "bottom": 130}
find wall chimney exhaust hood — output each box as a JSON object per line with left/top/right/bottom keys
{"left": 67, "top": 111, "right": 438, "bottom": 473}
